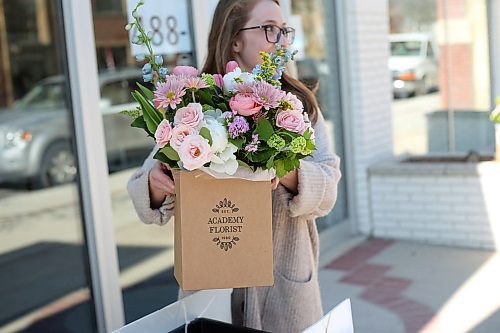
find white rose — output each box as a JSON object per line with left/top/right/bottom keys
{"left": 209, "top": 143, "right": 238, "bottom": 175}
{"left": 203, "top": 116, "right": 228, "bottom": 154}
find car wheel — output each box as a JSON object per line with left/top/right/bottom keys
{"left": 36, "top": 142, "right": 77, "bottom": 188}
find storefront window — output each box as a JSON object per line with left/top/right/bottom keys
{"left": 389, "top": 0, "right": 493, "bottom": 157}
{"left": 90, "top": 0, "right": 196, "bottom": 324}
{"left": 0, "top": 1, "right": 95, "bottom": 331}
{"left": 290, "top": 0, "right": 348, "bottom": 227}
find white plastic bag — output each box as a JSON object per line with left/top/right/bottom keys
{"left": 112, "top": 289, "right": 232, "bottom": 333}
{"left": 301, "top": 299, "right": 354, "bottom": 333}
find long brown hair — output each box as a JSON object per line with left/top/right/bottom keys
{"left": 202, "top": 0, "right": 319, "bottom": 124}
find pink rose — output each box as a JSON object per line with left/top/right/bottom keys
{"left": 174, "top": 103, "right": 204, "bottom": 128}
{"left": 214, "top": 74, "right": 224, "bottom": 89}
{"left": 170, "top": 123, "right": 196, "bottom": 152}
{"left": 229, "top": 93, "right": 263, "bottom": 116}
{"left": 225, "top": 60, "right": 239, "bottom": 73}
{"left": 178, "top": 134, "right": 212, "bottom": 170}
{"left": 276, "top": 110, "right": 307, "bottom": 134}
{"left": 172, "top": 66, "right": 199, "bottom": 77}
{"left": 154, "top": 119, "right": 173, "bottom": 148}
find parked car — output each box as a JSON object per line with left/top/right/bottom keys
{"left": 0, "top": 68, "right": 154, "bottom": 188}
{"left": 389, "top": 33, "right": 439, "bottom": 98}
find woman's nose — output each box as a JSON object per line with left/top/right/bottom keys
{"left": 279, "top": 36, "right": 288, "bottom": 48}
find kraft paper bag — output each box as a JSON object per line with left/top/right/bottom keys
{"left": 172, "top": 170, "right": 274, "bottom": 291}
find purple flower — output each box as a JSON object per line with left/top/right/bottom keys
{"left": 228, "top": 116, "right": 250, "bottom": 139}
{"left": 244, "top": 134, "right": 260, "bottom": 153}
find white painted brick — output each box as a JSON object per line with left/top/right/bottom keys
{"left": 465, "top": 214, "right": 491, "bottom": 224}
{"left": 385, "top": 229, "right": 413, "bottom": 239}
{"left": 412, "top": 230, "right": 441, "bottom": 239}
{"left": 411, "top": 212, "right": 442, "bottom": 222}
{"left": 451, "top": 205, "right": 488, "bottom": 215}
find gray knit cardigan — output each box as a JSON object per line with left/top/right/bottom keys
{"left": 127, "top": 111, "right": 341, "bottom": 333}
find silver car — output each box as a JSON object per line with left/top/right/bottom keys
{"left": 0, "top": 68, "right": 154, "bottom": 188}
{"left": 389, "top": 33, "right": 439, "bottom": 98}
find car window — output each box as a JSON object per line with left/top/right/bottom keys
{"left": 390, "top": 41, "right": 422, "bottom": 56}
{"left": 100, "top": 79, "right": 135, "bottom": 106}
{"left": 15, "top": 82, "right": 67, "bottom": 111}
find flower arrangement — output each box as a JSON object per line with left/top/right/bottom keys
{"left": 122, "top": 0, "right": 315, "bottom": 178}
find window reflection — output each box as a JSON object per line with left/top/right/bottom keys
{"left": 0, "top": 1, "right": 95, "bottom": 331}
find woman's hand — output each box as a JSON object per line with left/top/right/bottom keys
{"left": 279, "top": 170, "right": 298, "bottom": 195}
{"left": 149, "top": 162, "right": 175, "bottom": 209}
{"left": 271, "top": 177, "right": 280, "bottom": 190}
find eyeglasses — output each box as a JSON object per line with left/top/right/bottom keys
{"left": 238, "top": 24, "right": 295, "bottom": 45}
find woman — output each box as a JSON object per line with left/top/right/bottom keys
{"left": 127, "top": 0, "right": 341, "bottom": 332}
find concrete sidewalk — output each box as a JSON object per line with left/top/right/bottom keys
{"left": 319, "top": 224, "right": 500, "bottom": 333}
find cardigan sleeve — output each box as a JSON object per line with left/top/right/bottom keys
{"left": 288, "top": 111, "right": 341, "bottom": 219}
{"left": 127, "top": 148, "right": 175, "bottom": 226}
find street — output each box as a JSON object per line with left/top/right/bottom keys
{"left": 392, "top": 92, "right": 441, "bottom": 156}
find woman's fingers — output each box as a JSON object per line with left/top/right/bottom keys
{"left": 271, "top": 177, "right": 280, "bottom": 190}
{"left": 150, "top": 163, "right": 176, "bottom": 196}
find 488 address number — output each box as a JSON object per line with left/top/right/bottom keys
{"left": 131, "top": 16, "right": 186, "bottom": 46}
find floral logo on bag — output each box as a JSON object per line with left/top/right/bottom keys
{"left": 212, "top": 198, "right": 239, "bottom": 214}
{"left": 208, "top": 198, "right": 244, "bottom": 251}
{"left": 213, "top": 236, "right": 240, "bottom": 251}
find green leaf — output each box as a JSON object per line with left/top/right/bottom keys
{"left": 274, "top": 159, "right": 286, "bottom": 178}
{"left": 229, "top": 137, "right": 245, "bottom": 149}
{"left": 132, "top": 91, "right": 162, "bottom": 134}
{"left": 306, "top": 140, "right": 316, "bottom": 150}
{"left": 256, "top": 119, "right": 274, "bottom": 141}
{"left": 199, "top": 127, "right": 213, "bottom": 145}
{"left": 131, "top": 115, "right": 153, "bottom": 137}
{"left": 217, "top": 103, "right": 229, "bottom": 112}
{"left": 303, "top": 128, "right": 312, "bottom": 140}
{"left": 154, "top": 150, "right": 170, "bottom": 163}
{"left": 252, "top": 149, "right": 275, "bottom": 163}
{"left": 137, "top": 82, "right": 154, "bottom": 101}
{"left": 198, "top": 89, "right": 213, "bottom": 105}
{"left": 160, "top": 146, "right": 180, "bottom": 161}
{"left": 284, "top": 158, "right": 296, "bottom": 173}
{"left": 289, "top": 158, "right": 301, "bottom": 169}
{"left": 266, "top": 154, "right": 276, "bottom": 169}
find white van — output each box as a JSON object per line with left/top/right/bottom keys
{"left": 389, "top": 33, "right": 439, "bottom": 98}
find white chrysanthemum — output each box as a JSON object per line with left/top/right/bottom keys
{"left": 222, "top": 68, "right": 255, "bottom": 93}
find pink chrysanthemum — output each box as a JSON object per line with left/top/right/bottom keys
{"left": 153, "top": 76, "right": 186, "bottom": 110}
{"left": 184, "top": 77, "right": 208, "bottom": 90}
{"left": 251, "top": 81, "right": 285, "bottom": 110}
{"left": 282, "top": 92, "right": 304, "bottom": 111}
{"left": 234, "top": 82, "right": 255, "bottom": 94}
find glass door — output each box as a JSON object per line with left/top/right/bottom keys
{"left": 0, "top": 0, "right": 96, "bottom": 331}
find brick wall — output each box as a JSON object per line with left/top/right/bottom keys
{"left": 369, "top": 162, "right": 500, "bottom": 250}
{"left": 343, "top": 0, "right": 394, "bottom": 233}
{"left": 439, "top": 44, "right": 473, "bottom": 109}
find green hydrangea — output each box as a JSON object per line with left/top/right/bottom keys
{"left": 201, "top": 73, "right": 216, "bottom": 87}
{"left": 267, "top": 134, "right": 286, "bottom": 151}
{"left": 290, "top": 136, "right": 307, "bottom": 154}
